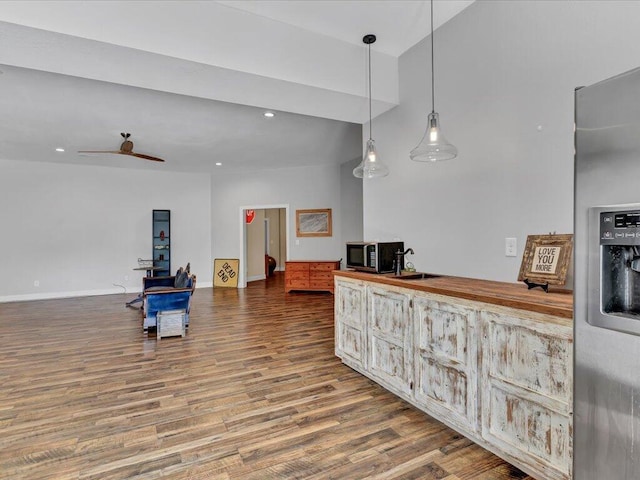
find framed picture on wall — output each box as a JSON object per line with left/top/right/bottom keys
{"left": 295, "top": 209, "right": 332, "bottom": 237}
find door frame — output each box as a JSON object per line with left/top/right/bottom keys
{"left": 238, "top": 204, "right": 290, "bottom": 288}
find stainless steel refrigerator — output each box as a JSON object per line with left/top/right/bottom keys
{"left": 575, "top": 67, "right": 640, "bottom": 479}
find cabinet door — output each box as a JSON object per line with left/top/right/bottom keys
{"left": 367, "top": 286, "right": 412, "bottom": 396}
{"left": 480, "top": 311, "right": 573, "bottom": 480}
{"left": 334, "top": 279, "right": 367, "bottom": 370}
{"left": 413, "top": 295, "right": 477, "bottom": 433}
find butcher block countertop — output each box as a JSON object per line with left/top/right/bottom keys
{"left": 333, "top": 270, "right": 573, "bottom": 321}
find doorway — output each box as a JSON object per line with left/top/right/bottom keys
{"left": 239, "top": 204, "right": 289, "bottom": 288}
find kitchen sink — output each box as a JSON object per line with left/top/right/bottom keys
{"left": 392, "top": 272, "right": 442, "bottom": 280}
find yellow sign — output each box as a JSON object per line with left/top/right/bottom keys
{"left": 213, "top": 258, "right": 239, "bottom": 288}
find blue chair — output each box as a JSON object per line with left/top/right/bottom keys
{"left": 142, "top": 274, "right": 196, "bottom": 330}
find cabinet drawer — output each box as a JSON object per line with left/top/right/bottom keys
{"left": 310, "top": 280, "right": 333, "bottom": 288}
{"left": 286, "top": 271, "right": 309, "bottom": 280}
{"left": 310, "top": 263, "right": 337, "bottom": 272}
{"left": 286, "top": 279, "right": 309, "bottom": 288}
{"left": 310, "top": 271, "right": 332, "bottom": 280}
{"left": 286, "top": 263, "right": 309, "bottom": 272}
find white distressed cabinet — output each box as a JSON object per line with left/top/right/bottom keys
{"left": 412, "top": 295, "right": 478, "bottom": 434}
{"left": 367, "top": 286, "right": 413, "bottom": 396}
{"left": 334, "top": 275, "right": 573, "bottom": 480}
{"left": 480, "top": 310, "right": 573, "bottom": 480}
{"left": 334, "top": 279, "right": 367, "bottom": 371}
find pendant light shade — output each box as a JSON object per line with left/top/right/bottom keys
{"left": 353, "top": 34, "right": 389, "bottom": 179}
{"left": 410, "top": 0, "right": 457, "bottom": 163}
{"left": 410, "top": 112, "right": 457, "bottom": 162}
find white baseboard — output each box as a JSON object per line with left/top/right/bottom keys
{"left": 0, "top": 281, "right": 214, "bottom": 303}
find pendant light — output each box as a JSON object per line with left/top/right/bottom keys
{"left": 353, "top": 34, "right": 389, "bottom": 179}
{"left": 410, "top": 0, "right": 458, "bottom": 162}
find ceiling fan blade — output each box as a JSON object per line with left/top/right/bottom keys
{"left": 78, "top": 133, "right": 165, "bottom": 162}
{"left": 125, "top": 152, "right": 165, "bottom": 163}
{"left": 78, "top": 150, "right": 164, "bottom": 162}
{"left": 78, "top": 150, "right": 122, "bottom": 155}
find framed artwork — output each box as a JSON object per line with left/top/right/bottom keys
{"left": 296, "top": 208, "right": 332, "bottom": 237}
{"left": 518, "top": 234, "right": 573, "bottom": 286}
{"left": 213, "top": 258, "right": 239, "bottom": 288}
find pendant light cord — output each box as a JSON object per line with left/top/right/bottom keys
{"left": 430, "top": 0, "right": 435, "bottom": 114}
{"left": 368, "top": 41, "right": 373, "bottom": 140}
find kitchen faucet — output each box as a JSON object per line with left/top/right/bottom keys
{"left": 394, "top": 248, "right": 414, "bottom": 276}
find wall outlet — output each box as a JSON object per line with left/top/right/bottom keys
{"left": 505, "top": 237, "right": 517, "bottom": 257}
{"left": 124, "top": 275, "right": 129, "bottom": 281}
{"left": 295, "top": 239, "right": 300, "bottom": 246}
{"left": 33, "top": 280, "right": 40, "bottom": 287}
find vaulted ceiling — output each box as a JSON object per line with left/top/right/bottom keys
{"left": 0, "top": 1, "right": 474, "bottom": 173}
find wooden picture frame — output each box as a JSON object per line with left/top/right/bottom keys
{"left": 517, "top": 234, "right": 573, "bottom": 286}
{"left": 295, "top": 209, "right": 332, "bottom": 237}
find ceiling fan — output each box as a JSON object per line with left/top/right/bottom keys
{"left": 78, "top": 132, "right": 165, "bottom": 162}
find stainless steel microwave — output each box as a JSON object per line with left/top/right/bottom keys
{"left": 346, "top": 241, "right": 404, "bottom": 273}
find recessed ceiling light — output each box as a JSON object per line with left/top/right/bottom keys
{"left": 263, "top": 111, "right": 275, "bottom": 118}
{"left": 55, "top": 148, "right": 65, "bottom": 152}
{"left": 215, "top": 162, "right": 222, "bottom": 166}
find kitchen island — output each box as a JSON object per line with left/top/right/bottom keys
{"left": 333, "top": 270, "right": 573, "bottom": 480}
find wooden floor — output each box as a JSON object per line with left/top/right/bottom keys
{"left": 0, "top": 273, "right": 533, "bottom": 480}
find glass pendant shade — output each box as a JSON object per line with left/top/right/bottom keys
{"left": 410, "top": 112, "right": 458, "bottom": 162}
{"left": 353, "top": 33, "right": 389, "bottom": 179}
{"left": 410, "top": 0, "right": 458, "bottom": 163}
{"left": 354, "top": 139, "right": 389, "bottom": 178}
{"left": 352, "top": 159, "right": 364, "bottom": 178}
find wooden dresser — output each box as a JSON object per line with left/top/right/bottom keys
{"left": 285, "top": 260, "right": 341, "bottom": 294}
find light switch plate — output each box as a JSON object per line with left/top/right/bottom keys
{"left": 505, "top": 237, "right": 517, "bottom": 257}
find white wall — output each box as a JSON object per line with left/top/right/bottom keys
{"left": 265, "top": 208, "right": 286, "bottom": 271}
{"left": 0, "top": 159, "right": 212, "bottom": 301}
{"left": 212, "top": 161, "right": 361, "bottom": 286}
{"left": 246, "top": 209, "right": 266, "bottom": 281}
{"left": 365, "top": 0, "right": 640, "bottom": 284}
{"left": 341, "top": 157, "right": 364, "bottom": 245}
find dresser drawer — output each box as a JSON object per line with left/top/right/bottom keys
{"left": 287, "top": 263, "right": 310, "bottom": 272}
{"left": 286, "top": 271, "right": 309, "bottom": 280}
{"left": 310, "top": 271, "right": 333, "bottom": 281}
{"left": 285, "top": 261, "right": 339, "bottom": 294}
{"left": 287, "top": 279, "right": 309, "bottom": 288}
{"left": 310, "top": 263, "right": 337, "bottom": 272}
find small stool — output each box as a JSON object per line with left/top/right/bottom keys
{"left": 157, "top": 309, "right": 186, "bottom": 339}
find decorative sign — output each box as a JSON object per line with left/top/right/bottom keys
{"left": 213, "top": 258, "right": 239, "bottom": 288}
{"left": 245, "top": 210, "right": 256, "bottom": 224}
{"left": 518, "top": 234, "right": 573, "bottom": 287}
{"left": 531, "top": 245, "right": 561, "bottom": 274}
{"left": 296, "top": 208, "right": 332, "bottom": 237}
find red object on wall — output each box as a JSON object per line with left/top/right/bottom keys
{"left": 245, "top": 210, "right": 256, "bottom": 224}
